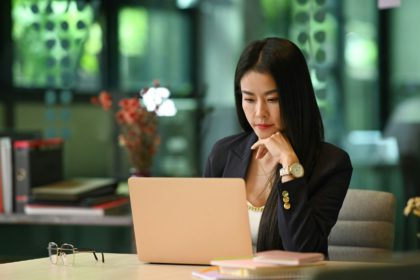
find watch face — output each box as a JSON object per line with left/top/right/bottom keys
{"left": 290, "top": 163, "right": 304, "bottom": 178}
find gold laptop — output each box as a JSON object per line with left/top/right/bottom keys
{"left": 128, "top": 177, "right": 253, "bottom": 265}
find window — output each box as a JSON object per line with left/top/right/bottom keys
{"left": 12, "top": 0, "right": 102, "bottom": 90}
{"left": 5, "top": 0, "right": 200, "bottom": 177}
{"left": 11, "top": 0, "right": 195, "bottom": 95}
{"left": 118, "top": 6, "right": 193, "bottom": 96}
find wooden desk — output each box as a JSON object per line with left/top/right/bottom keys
{"left": 0, "top": 253, "right": 387, "bottom": 280}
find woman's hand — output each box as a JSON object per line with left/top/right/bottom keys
{"left": 250, "top": 132, "right": 299, "bottom": 167}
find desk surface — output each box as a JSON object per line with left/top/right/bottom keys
{"left": 0, "top": 253, "right": 387, "bottom": 280}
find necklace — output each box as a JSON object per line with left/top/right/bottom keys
{"left": 248, "top": 162, "right": 274, "bottom": 206}
{"left": 247, "top": 201, "right": 265, "bottom": 212}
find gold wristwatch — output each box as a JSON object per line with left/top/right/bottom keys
{"left": 279, "top": 162, "right": 304, "bottom": 178}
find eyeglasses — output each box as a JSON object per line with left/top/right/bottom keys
{"left": 47, "top": 242, "right": 105, "bottom": 265}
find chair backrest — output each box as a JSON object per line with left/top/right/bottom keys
{"left": 328, "top": 189, "right": 396, "bottom": 261}
{"left": 308, "top": 262, "right": 420, "bottom": 280}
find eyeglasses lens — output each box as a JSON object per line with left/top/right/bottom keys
{"left": 48, "top": 242, "right": 59, "bottom": 264}
{"left": 60, "top": 243, "right": 75, "bottom": 266}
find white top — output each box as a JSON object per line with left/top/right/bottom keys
{"left": 247, "top": 201, "right": 264, "bottom": 252}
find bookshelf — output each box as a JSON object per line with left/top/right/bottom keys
{"left": 0, "top": 213, "right": 132, "bottom": 226}
{"left": 0, "top": 213, "right": 134, "bottom": 263}
{"left": 0, "top": 183, "right": 134, "bottom": 263}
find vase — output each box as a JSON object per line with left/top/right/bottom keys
{"left": 129, "top": 167, "right": 151, "bottom": 177}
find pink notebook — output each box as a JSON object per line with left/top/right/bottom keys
{"left": 253, "top": 250, "right": 324, "bottom": 265}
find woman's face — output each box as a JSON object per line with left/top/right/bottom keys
{"left": 240, "top": 70, "right": 282, "bottom": 139}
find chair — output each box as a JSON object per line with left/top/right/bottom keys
{"left": 328, "top": 189, "right": 396, "bottom": 261}
{"left": 308, "top": 262, "right": 420, "bottom": 280}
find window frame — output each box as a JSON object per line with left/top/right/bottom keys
{"left": 0, "top": 0, "right": 199, "bottom": 102}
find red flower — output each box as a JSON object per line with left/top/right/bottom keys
{"left": 92, "top": 90, "right": 160, "bottom": 174}
{"left": 91, "top": 90, "right": 113, "bottom": 111}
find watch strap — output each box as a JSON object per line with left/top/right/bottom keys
{"left": 279, "top": 166, "right": 290, "bottom": 177}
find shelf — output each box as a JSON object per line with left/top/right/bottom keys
{"left": 0, "top": 214, "right": 132, "bottom": 226}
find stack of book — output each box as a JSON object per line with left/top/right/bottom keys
{"left": 192, "top": 250, "right": 325, "bottom": 279}
{"left": 0, "top": 132, "right": 129, "bottom": 217}
{"left": 14, "top": 137, "right": 64, "bottom": 212}
{"left": 24, "top": 178, "right": 130, "bottom": 216}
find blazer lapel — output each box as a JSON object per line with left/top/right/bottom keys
{"left": 223, "top": 133, "right": 257, "bottom": 179}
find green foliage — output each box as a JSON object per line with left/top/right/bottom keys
{"left": 12, "top": 0, "right": 101, "bottom": 88}
{"left": 261, "top": 0, "right": 289, "bottom": 21}
{"left": 119, "top": 7, "right": 148, "bottom": 57}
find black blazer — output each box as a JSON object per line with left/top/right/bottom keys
{"left": 204, "top": 131, "right": 353, "bottom": 256}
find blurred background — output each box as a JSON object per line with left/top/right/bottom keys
{"left": 1, "top": 0, "right": 419, "bottom": 261}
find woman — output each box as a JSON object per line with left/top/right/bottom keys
{"left": 204, "top": 37, "right": 352, "bottom": 257}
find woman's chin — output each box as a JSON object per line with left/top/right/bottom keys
{"left": 255, "top": 130, "right": 274, "bottom": 139}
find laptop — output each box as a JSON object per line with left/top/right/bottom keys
{"left": 128, "top": 177, "right": 253, "bottom": 265}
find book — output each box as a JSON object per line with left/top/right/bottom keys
{"left": 193, "top": 268, "right": 239, "bottom": 280}
{"left": 0, "top": 137, "right": 13, "bottom": 214}
{"left": 207, "top": 251, "right": 325, "bottom": 278}
{"left": 13, "top": 138, "right": 64, "bottom": 212}
{"left": 0, "top": 131, "right": 41, "bottom": 213}
{"left": 27, "top": 194, "right": 127, "bottom": 207}
{"left": 253, "top": 250, "right": 325, "bottom": 266}
{"left": 210, "top": 259, "right": 308, "bottom": 278}
{"left": 24, "top": 196, "right": 130, "bottom": 216}
{"left": 0, "top": 150, "right": 3, "bottom": 213}
{"left": 31, "top": 178, "right": 118, "bottom": 201}
{"left": 192, "top": 264, "right": 304, "bottom": 279}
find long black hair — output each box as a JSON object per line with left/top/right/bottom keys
{"left": 234, "top": 37, "right": 324, "bottom": 251}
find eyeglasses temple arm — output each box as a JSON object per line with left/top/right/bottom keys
{"left": 73, "top": 248, "right": 105, "bottom": 263}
